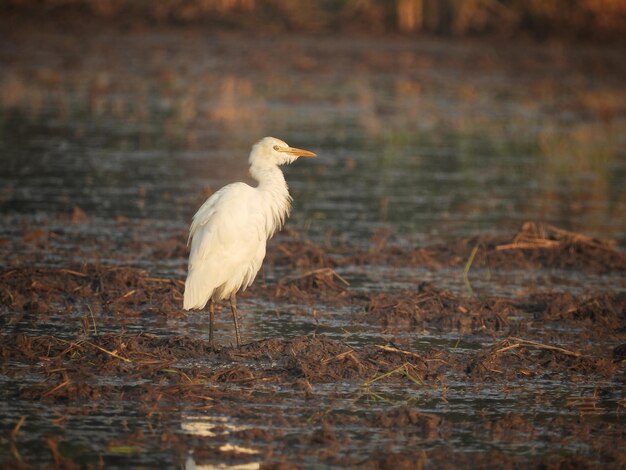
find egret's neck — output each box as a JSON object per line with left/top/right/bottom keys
{"left": 249, "top": 163, "right": 292, "bottom": 237}
{"left": 250, "top": 163, "right": 286, "bottom": 190}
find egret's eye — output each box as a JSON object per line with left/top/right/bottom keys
{"left": 273, "top": 145, "right": 280, "bottom": 151}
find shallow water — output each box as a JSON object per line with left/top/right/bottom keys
{"left": 1, "top": 23, "right": 625, "bottom": 468}
{"left": 1, "top": 31, "right": 625, "bottom": 244}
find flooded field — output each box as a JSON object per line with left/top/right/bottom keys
{"left": 1, "top": 17, "right": 625, "bottom": 469}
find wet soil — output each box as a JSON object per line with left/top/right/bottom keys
{"left": 1, "top": 217, "right": 625, "bottom": 468}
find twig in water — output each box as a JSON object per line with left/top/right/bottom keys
{"left": 363, "top": 363, "right": 423, "bottom": 387}
{"left": 87, "top": 304, "right": 97, "bottom": 335}
{"left": 375, "top": 344, "right": 422, "bottom": 360}
{"left": 495, "top": 240, "right": 560, "bottom": 251}
{"left": 43, "top": 380, "right": 70, "bottom": 398}
{"left": 59, "top": 269, "right": 88, "bottom": 277}
{"left": 322, "top": 349, "right": 356, "bottom": 364}
{"left": 463, "top": 243, "right": 481, "bottom": 296}
{"left": 492, "top": 337, "right": 580, "bottom": 358}
{"left": 188, "top": 394, "right": 215, "bottom": 402}
{"left": 83, "top": 340, "right": 131, "bottom": 362}
{"left": 119, "top": 290, "right": 136, "bottom": 300}
{"left": 10, "top": 416, "right": 26, "bottom": 440}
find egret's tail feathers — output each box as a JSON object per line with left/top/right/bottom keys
{"left": 183, "top": 272, "right": 212, "bottom": 310}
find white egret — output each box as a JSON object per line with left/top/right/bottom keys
{"left": 183, "top": 136, "right": 316, "bottom": 347}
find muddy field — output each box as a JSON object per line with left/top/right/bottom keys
{"left": 1, "top": 217, "right": 625, "bottom": 468}
{"left": 1, "top": 12, "right": 626, "bottom": 468}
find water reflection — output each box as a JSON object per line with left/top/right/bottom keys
{"left": 185, "top": 454, "right": 261, "bottom": 470}
{"left": 181, "top": 415, "right": 261, "bottom": 469}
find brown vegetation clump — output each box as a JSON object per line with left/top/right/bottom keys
{"left": 1, "top": 220, "right": 624, "bottom": 468}
{"left": 326, "top": 221, "right": 626, "bottom": 274}
{"left": 0, "top": 265, "right": 184, "bottom": 319}
{"left": 486, "top": 222, "right": 626, "bottom": 273}
{"left": 465, "top": 336, "right": 619, "bottom": 382}
{"left": 525, "top": 291, "right": 625, "bottom": 328}
{"left": 363, "top": 284, "right": 515, "bottom": 334}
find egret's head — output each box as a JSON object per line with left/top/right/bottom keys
{"left": 249, "top": 136, "right": 316, "bottom": 167}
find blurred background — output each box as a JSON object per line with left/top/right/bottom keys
{"left": 3, "top": 0, "right": 626, "bottom": 38}
{"left": 1, "top": 0, "right": 625, "bottom": 253}
{"left": 1, "top": 3, "right": 625, "bottom": 467}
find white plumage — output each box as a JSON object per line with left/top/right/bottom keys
{"left": 183, "top": 136, "right": 316, "bottom": 346}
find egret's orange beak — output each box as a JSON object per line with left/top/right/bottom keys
{"left": 280, "top": 147, "right": 316, "bottom": 157}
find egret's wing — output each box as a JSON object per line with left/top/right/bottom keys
{"left": 188, "top": 183, "right": 265, "bottom": 263}
{"left": 184, "top": 183, "right": 266, "bottom": 310}
{"left": 187, "top": 185, "right": 229, "bottom": 246}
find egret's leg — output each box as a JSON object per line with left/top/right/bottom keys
{"left": 208, "top": 299, "right": 215, "bottom": 346}
{"left": 229, "top": 292, "right": 241, "bottom": 347}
